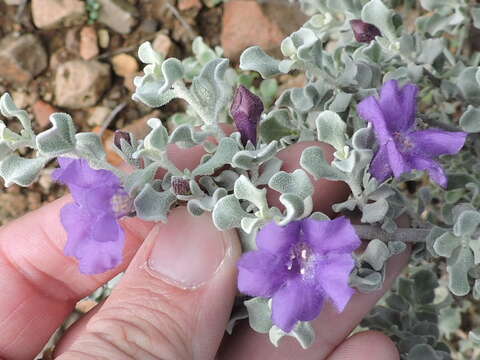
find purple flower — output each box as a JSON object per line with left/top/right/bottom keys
{"left": 230, "top": 85, "right": 264, "bottom": 146}
{"left": 238, "top": 217, "right": 360, "bottom": 332}
{"left": 358, "top": 80, "right": 467, "bottom": 188}
{"left": 350, "top": 20, "right": 381, "bottom": 43}
{"left": 53, "top": 158, "right": 130, "bottom": 274}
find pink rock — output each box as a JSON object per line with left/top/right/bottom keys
{"left": 221, "top": 0, "right": 285, "bottom": 62}
{"left": 33, "top": 100, "right": 58, "bottom": 129}
{"left": 31, "top": 0, "right": 86, "bottom": 29}
{"left": 80, "top": 26, "right": 99, "bottom": 60}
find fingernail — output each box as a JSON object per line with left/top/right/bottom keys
{"left": 147, "top": 208, "right": 228, "bottom": 289}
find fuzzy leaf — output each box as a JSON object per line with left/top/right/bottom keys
{"left": 232, "top": 141, "right": 278, "bottom": 170}
{"left": 36, "top": 113, "right": 76, "bottom": 157}
{"left": 361, "top": 199, "right": 389, "bottom": 223}
{"left": 433, "top": 232, "right": 460, "bottom": 258}
{"left": 240, "top": 46, "right": 281, "bottom": 78}
{"left": 457, "top": 67, "right": 480, "bottom": 105}
{"left": 269, "top": 322, "right": 315, "bottom": 349}
{"left": 134, "top": 184, "right": 176, "bottom": 222}
{"left": 190, "top": 58, "right": 231, "bottom": 125}
{"left": 234, "top": 175, "right": 268, "bottom": 213}
{"left": 0, "top": 155, "right": 47, "bottom": 187}
{"left": 212, "top": 194, "right": 252, "bottom": 230}
{"left": 75, "top": 133, "right": 106, "bottom": 162}
{"left": 268, "top": 169, "right": 313, "bottom": 199}
{"left": 361, "top": 0, "right": 396, "bottom": 41}
{"left": 460, "top": 105, "right": 480, "bottom": 133}
{"left": 300, "top": 146, "right": 346, "bottom": 181}
{"left": 362, "top": 239, "right": 389, "bottom": 271}
{"left": 315, "top": 111, "right": 347, "bottom": 152}
{"left": 453, "top": 210, "right": 480, "bottom": 237}
{"left": 244, "top": 297, "right": 272, "bottom": 333}
{"left": 447, "top": 246, "right": 474, "bottom": 296}
{"left": 193, "top": 137, "right": 239, "bottom": 176}
{"left": 168, "top": 124, "right": 210, "bottom": 148}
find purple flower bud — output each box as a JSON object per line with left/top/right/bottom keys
{"left": 230, "top": 85, "right": 264, "bottom": 146}
{"left": 171, "top": 177, "right": 191, "bottom": 195}
{"left": 350, "top": 20, "right": 381, "bottom": 43}
{"left": 114, "top": 130, "right": 132, "bottom": 149}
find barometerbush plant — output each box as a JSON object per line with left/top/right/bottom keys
{"left": 2, "top": 0, "right": 480, "bottom": 358}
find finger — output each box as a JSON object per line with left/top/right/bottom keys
{"left": 217, "top": 247, "right": 409, "bottom": 360}
{"left": 0, "top": 199, "right": 154, "bottom": 360}
{"left": 56, "top": 206, "right": 241, "bottom": 360}
{"left": 0, "top": 142, "right": 207, "bottom": 360}
{"left": 326, "top": 331, "right": 399, "bottom": 360}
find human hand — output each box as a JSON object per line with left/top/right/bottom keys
{"left": 0, "top": 142, "right": 406, "bottom": 360}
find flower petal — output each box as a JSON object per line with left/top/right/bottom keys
{"left": 237, "top": 250, "right": 287, "bottom": 297}
{"left": 76, "top": 237, "right": 124, "bottom": 275}
{"left": 408, "top": 129, "right": 467, "bottom": 157}
{"left": 302, "top": 217, "right": 361, "bottom": 255}
{"left": 386, "top": 140, "right": 410, "bottom": 177}
{"left": 54, "top": 158, "right": 120, "bottom": 190}
{"left": 378, "top": 80, "right": 418, "bottom": 133}
{"left": 60, "top": 202, "right": 91, "bottom": 257}
{"left": 370, "top": 144, "right": 393, "bottom": 183}
{"left": 357, "top": 96, "right": 391, "bottom": 145}
{"left": 60, "top": 204, "right": 125, "bottom": 274}
{"left": 316, "top": 254, "right": 356, "bottom": 312}
{"left": 92, "top": 213, "right": 124, "bottom": 243}
{"left": 271, "top": 279, "right": 324, "bottom": 333}
{"left": 409, "top": 156, "right": 448, "bottom": 188}
{"left": 256, "top": 220, "right": 301, "bottom": 254}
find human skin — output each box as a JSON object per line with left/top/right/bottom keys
{"left": 0, "top": 141, "right": 404, "bottom": 360}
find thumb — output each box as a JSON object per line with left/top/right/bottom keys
{"left": 56, "top": 206, "right": 241, "bottom": 360}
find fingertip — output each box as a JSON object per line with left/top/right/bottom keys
{"left": 326, "top": 330, "right": 399, "bottom": 360}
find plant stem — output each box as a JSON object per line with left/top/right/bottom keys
{"left": 353, "top": 224, "right": 431, "bottom": 243}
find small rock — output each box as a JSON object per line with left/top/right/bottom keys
{"left": 38, "top": 171, "right": 54, "bottom": 192}
{"left": 11, "top": 91, "right": 36, "bottom": 109}
{"left": 87, "top": 106, "right": 111, "bottom": 127}
{"left": 152, "top": 33, "right": 174, "bottom": 57}
{"left": 80, "top": 26, "right": 99, "bottom": 60}
{"left": 139, "top": 18, "right": 158, "bottom": 33}
{"left": 178, "top": 0, "right": 201, "bottom": 11}
{"left": 31, "top": 0, "right": 86, "bottom": 29}
{"left": 33, "top": 100, "right": 58, "bottom": 129}
{"left": 98, "top": 29, "right": 110, "bottom": 49}
{"left": 65, "top": 27, "right": 80, "bottom": 53}
{"left": 221, "top": 0, "right": 306, "bottom": 61}
{"left": 76, "top": 299, "right": 98, "bottom": 313}
{"left": 55, "top": 59, "right": 111, "bottom": 109}
{"left": 0, "top": 34, "right": 48, "bottom": 85}
{"left": 27, "top": 192, "right": 42, "bottom": 211}
{"left": 96, "top": 0, "right": 139, "bottom": 35}
{"left": 0, "top": 192, "right": 27, "bottom": 221}
{"left": 111, "top": 53, "right": 138, "bottom": 77}
{"left": 4, "top": 0, "right": 23, "bottom": 5}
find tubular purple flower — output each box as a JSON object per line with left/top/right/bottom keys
{"left": 357, "top": 80, "right": 467, "bottom": 188}
{"left": 53, "top": 158, "right": 130, "bottom": 274}
{"left": 230, "top": 85, "right": 264, "bottom": 146}
{"left": 237, "top": 217, "right": 360, "bottom": 333}
{"left": 350, "top": 20, "right": 381, "bottom": 43}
